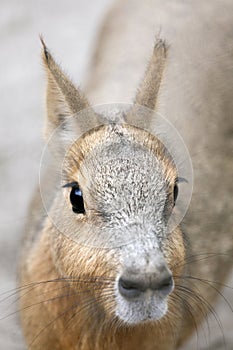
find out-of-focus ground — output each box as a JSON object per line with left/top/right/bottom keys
{"left": 0, "top": 1, "right": 232, "bottom": 349}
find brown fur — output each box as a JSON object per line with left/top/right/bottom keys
{"left": 19, "top": 1, "right": 233, "bottom": 349}
{"left": 20, "top": 122, "right": 185, "bottom": 350}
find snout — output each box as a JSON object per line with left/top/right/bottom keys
{"left": 115, "top": 252, "right": 174, "bottom": 324}
{"left": 118, "top": 267, "right": 173, "bottom": 299}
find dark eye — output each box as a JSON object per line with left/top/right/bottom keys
{"left": 173, "top": 183, "right": 179, "bottom": 205}
{"left": 70, "top": 185, "right": 85, "bottom": 214}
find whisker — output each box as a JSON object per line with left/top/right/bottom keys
{"left": 175, "top": 283, "right": 227, "bottom": 349}
{"left": 170, "top": 291, "right": 200, "bottom": 345}
{"left": 29, "top": 300, "right": 81, "bottom": 348}
{"left": 61, "top": 289, "right": 115, "bottom": 338}
{"left": 0, "top": 275, "right": 114, "bottom": 302}
{"left": 174, "top": 274, "right": 233, "bottom": 290}
{"left": 176, "top": 275, "right": 233, "bottom": 312}
{"left": 1, "top": 277, "right": 114, "bottom": 321}
{"left": 1, "top": 287, "right": 103, "bottom": 321}
{"left": 173, "top": 252, "right": 232, "bottom": 270}
{"left": 173, "top": 286, "right": 210, "bottom": 348}
{"left": 29, "top": 287, "right": 115, "bottom": 349}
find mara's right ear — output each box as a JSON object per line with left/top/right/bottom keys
{"left": 40, "top": 37, "right": 97, "bottom": 140}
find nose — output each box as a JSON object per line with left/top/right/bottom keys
{"left": 118, "top": 267, "right": 173, "bottom": 299}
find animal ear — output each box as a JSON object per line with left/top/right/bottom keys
{"left": 40, "top": 37, "right": 97, "bottom": 140}
{"left": 126, "top": 39, "right": 168, "bottom": 126}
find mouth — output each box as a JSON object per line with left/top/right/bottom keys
{"left": 115, "top": 290, "right": 169, "bottom": 325}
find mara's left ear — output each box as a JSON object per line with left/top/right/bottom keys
{"left": 40, "top": 37, "right": 97, "bottom": 140}
{"left": 126, "top": 39, "right": 168, "bottom": 126}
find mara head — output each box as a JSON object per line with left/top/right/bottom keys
{"left": 40, "top": 38, "right": 186, "bottom": 328}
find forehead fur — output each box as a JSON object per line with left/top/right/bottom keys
{"left": 63, "top": 124, "right": 177, "bottom": 218}
{"left": 60, "top": 123, "right": 178, "bottom": 247}
{"left": 64, "top": 123, "right": 177, "bottom": 182}
{"left": 86, "top": 139, "right": 166, "bottom": 215}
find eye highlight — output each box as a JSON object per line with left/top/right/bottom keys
{"left": 63, "top": 182, "right": 85, "bottom": 214}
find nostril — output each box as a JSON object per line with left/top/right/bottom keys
{"left": 156, "top": 275, "right": 174, "bottom": 296}
{"left": 118, "top": 277, "right": 145, "bottom": 299}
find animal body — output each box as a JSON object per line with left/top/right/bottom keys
{"left": 19, "top": 0, "right": 233, "bottom": 349}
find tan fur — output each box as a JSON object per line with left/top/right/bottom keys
{"left": 19, "top": 1, "right": 233, "bottom": 349}
{"left": 20, "top": 123, "right": 184, "bottom": 350}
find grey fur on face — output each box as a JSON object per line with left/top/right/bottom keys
{"left": 74, "top": 124, "right": 170, "bottom": 248}
{"left": 63, "top": 124, "right": 174, "bottom": 324}
{"left": 114, "top": 238, "right": 172, "bottom": 324}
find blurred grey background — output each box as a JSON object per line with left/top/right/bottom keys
{"left": 0, "top": 1, "right": 113, "bottom": 348}
{"left": 0, "top": 1, "right": 232, "bottom": 349}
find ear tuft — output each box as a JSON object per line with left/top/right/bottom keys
{"left": 40, "top": 36, "right": 63, "bottom": 76}
{"left": 40, "top": 35, "right": 49, "bottom": 62}
{"left": 153, "top": 38, "right": 168, "bottom": 57}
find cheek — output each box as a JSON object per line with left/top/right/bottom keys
{"left": 163, "top": 228, "right": 186, "bottom": 276}
{"left": 51, "top": 236, "right": 118, "bottom": 319}
{"left": 52, "top": 233, "right": 118, "bottom": 280}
